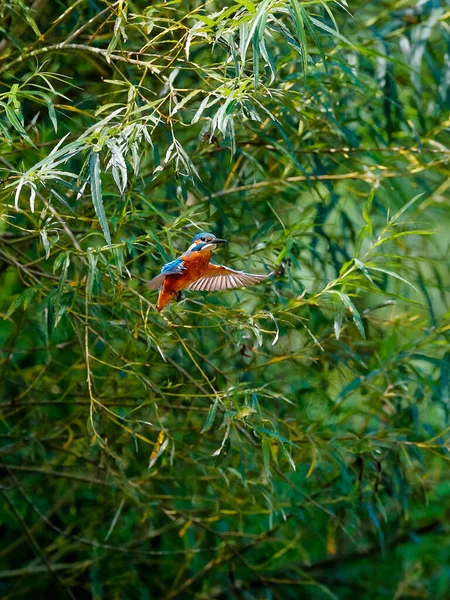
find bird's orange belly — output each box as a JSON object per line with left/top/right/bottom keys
{"left": 163, "top": 272, "right": 198, "bottom": 293}
{"left": 165, "top": 252, "right": 211, "bottom": 292}
{"left": 156, "top": 250, "right": 212, "bottom": 311}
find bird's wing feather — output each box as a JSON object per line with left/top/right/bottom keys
{"left": 147, "top": 273, "right": 166, "bottom": 290}
{"left": 188, "top": 263, "right": 269, "bottom": 292}
{"left": 147, "top": 257, "right": 186, "bottom": 290}
{"left": 161, "top": 257, "right": 186, "bottom": 275}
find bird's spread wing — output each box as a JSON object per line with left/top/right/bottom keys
{"left": 147, "top": 257, "right": 186, "bottom": 290}
{"left": 188, "top": 263, "right": 269, "bottom": 292}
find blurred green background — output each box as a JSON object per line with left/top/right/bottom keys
{"left": 0, "top": 1, "right": 449, "bottom": 598}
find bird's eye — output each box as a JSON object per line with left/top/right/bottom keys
{"left": 201, "top": 237, "right": 206, "bottom": 242}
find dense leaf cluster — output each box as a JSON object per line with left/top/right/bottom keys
{"left": 0, "top": 1, "right": 449, "bottom": 598}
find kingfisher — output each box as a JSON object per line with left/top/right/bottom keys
{"left": 148, "top": 232, "right": 270, "bottom": 311}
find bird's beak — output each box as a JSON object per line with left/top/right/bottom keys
{"left": 212, "top": 238, "right": 226, "bottom": 245}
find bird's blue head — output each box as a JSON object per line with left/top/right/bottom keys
{"left": 188, "top": 232, "right": 227, "bottom": 252}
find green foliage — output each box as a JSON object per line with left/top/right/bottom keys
{"left": 1, "top": 0, "right": 450, "bottom": 598}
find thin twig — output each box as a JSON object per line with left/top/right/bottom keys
{"left": 0, "top": 43, "right": 161, "bottom": 75}
{"left": 1, "top": 487, "right": 76, "bottom": 599}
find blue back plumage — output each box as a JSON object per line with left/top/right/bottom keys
{"left": 160, "top": 257, "right": 186, "bottom": 275}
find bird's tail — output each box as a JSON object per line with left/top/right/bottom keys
{"left": 156, "top": 288, "right": 175, "bottom": 312}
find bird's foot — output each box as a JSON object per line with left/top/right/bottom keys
{"left": 175, "top": 291, "right": 182, "bottom": 302}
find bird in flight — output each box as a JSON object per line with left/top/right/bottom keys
{"left": 148, "top": 232, "right": 270, "bottom": 311}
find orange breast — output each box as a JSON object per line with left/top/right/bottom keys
{"left": 164, "top": 249, "right": 211, "bottom": 293}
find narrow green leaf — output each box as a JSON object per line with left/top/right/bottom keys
{"left": 329, "top": 291, "right": 365, "bottom": 339}
{"left": 4, "top": 287, "right": 39, "bottom": 319}
{"left": 54, "top": 254, "right": 70, "bottom": 317}
{"left": 289, "top": 0, "right": 308, "bottom": 73}
{"left": 195, "top": 14, "right": 216, "bottom": 27}
{"left": 89, "top": 152, "right": 112, "bottom": 249}
{"left": 253, "top": 26, "right": 261, "bottom": 89}
{"left": 104, "top": 498, "right": 125, "bottom": 542}
{"left": 389, "top": 192, "right": 426, "bottom": 225}
{"left": 235, "top": 0, "right": 256, "bottom": 14}
{"left": 242, "top": 0, "right": 271, "bottom": 61}
{"left": 24, "top": 10, "right": 41, "bottom": 36}
{"left": 191, "top": 94, "right": 219, "bottom": 124}
{"left": 300, "top": 5, "right": 327, "bottom": 72}
{"left": 319, "top": 0, "right": 341, "bottom": 34}
{"left": 354, "top": 258, "right": 375, "bottom": 284}
{"left": 310, "top": 16, "right": 357, "bottom": 50}
{"left": 253, "top": 426, "right": 300, "bottom": 448}
{"left": 87, "top": 251, "right": 99, "bottom": 299}
{"left": 261, "top": 436, "right": 271, "bottom": 478}
{"left": 0, "top": 101, "right": 36, "bottom": 147}
{"left": 367, "top": 266, "right": 419, "bottom": 293}
{"left": 279, "top": 442, "right": 296, "bottom": 471}
{"left": 259, "top": 38, "right": 276, "bottom": 83}
{"left": 47, "top": 100, "right": 58, "bottom": 133}
{"left": 171, "top": 89, "right": 200, "bottom": 116}
{"left": 334, "top": 302, "right": 343, "bottom": 340}
{"left": 201, "top": 399, "right": 218, "bottom": 433}
{"left": 0, "top": 120, "right": 13, "bottom": 144}
{"left": 40, "top": 230, "right": 51, "bottom": 260}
